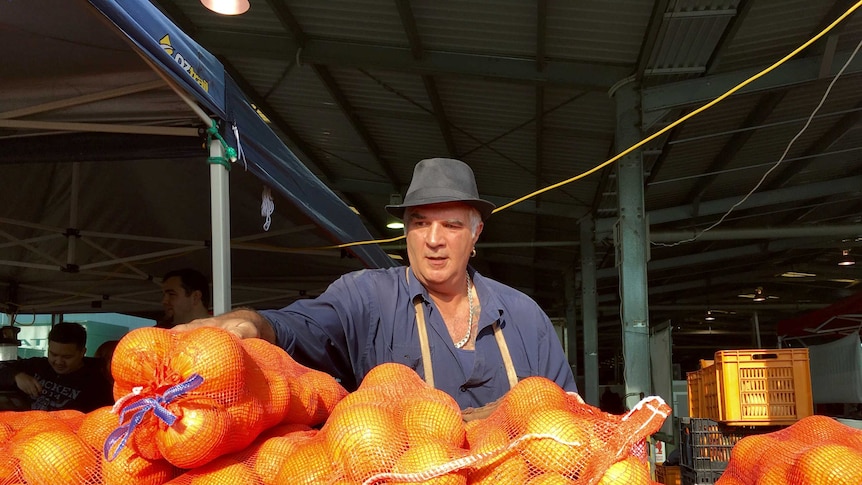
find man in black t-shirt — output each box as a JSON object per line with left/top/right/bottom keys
{"left": 0, "top": 322, "right": 113, "bottom": 412}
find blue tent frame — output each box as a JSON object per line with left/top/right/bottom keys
{"left": 87, "top": 0, "right": 397, "bottom": 311}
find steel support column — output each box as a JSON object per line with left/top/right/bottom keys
{"left": 565, "top": 267, "right": 579, "bottom": 390}
{"left": 612, "top": 81, "right": 651, "bottom": 405}
{"left": 580, "top": 215, "right": 599, "bottom": 406}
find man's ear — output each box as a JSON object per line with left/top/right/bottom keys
{"left": 192, "top": 289, "right": 203, "bottom": 304}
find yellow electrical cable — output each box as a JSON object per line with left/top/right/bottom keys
{"left": 300, "top": 0, "right": 862, "bottom": 251}
{"left": 494, "top": 0, "right": 862, "bottom": 214}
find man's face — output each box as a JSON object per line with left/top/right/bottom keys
{"left": 406, "top": 202, "right": 482, "bottom": 293}
{"left": 161, "top": 276, "right": 197, "bottom": 326}
{"left": 47, "top": 341, "right": 85, "bottom": 375}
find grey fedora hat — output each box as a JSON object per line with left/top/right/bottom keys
{"left": 386, "top": 158, "right": 496, "bottom": 221}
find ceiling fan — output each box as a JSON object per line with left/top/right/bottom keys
{"left": 703, "top": 309, "right": 737, "bottom": 321}
{"left": 737, "top": 286, "right": 779, "bottom": 301}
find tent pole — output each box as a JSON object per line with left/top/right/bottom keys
{"left": 66, "top": 163, "right": 80, "bottom": 271}
{"left": 136, "top": 54, "right": 233, "bottom": 316}
{"left": 209, "top": 140, "right": 231, "bottom": 315}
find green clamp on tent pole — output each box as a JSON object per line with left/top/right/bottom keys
{"left": 205, "top": 119, "right": 238, "bottom": 171}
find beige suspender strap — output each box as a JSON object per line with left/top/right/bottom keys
{"left": 409, "top": 267, "right": 517, "bottom": 391}
{"left": 414, "top": 298, "right": 435, "bottom": 388}
{"left": 408, "top": 268, "right": 436, "bottom": 388}
{"left": 493, "top": 322, "right": 519, "bottom": 390}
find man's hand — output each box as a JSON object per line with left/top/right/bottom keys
{"left": 171, "top": 308, "right": 276, "bottom": 343}
{"left": 14, "top": 373, "right": 42, "bottom": 399}
{"left": 462, "top": 397, "right": 503, "bottom": 422}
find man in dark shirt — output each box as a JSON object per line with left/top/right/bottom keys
{"left": 0, "top": 322, "right": 113, "bottom": 412}
{"left": 175, "top": 158, "right": 577, "bottom": 410}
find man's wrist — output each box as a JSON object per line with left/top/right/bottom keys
{"left": 230, "top": 307, "right": 276, "bottom": 343}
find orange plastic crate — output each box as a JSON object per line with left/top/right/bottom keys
{"left": 710, "top": 349, "right": 813, "bottom": 425}
{"left": 655, "top": 464, "right": 681, "bottom": 485}
{"left": 686, "top": 370, "right": 704, "bottom": 418}
{"left": 702, "top": 363, "right": 719, "bottom": 421}
{"left": 687, "top": 359, "right": 716, "bottom": 419}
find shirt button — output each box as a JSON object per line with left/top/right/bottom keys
{"left": 460, "top": 386, "right": 467, "bottom": 392}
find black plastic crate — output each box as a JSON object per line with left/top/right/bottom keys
{"left": 681, "top": 466, "right": 723, "bottom": 485}
{"left": 680, "top": 417, "right": 783, "bottom": 472}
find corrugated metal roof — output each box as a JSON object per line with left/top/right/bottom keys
{"left": 141, "top": 0, "right": 862, "bottom": 369}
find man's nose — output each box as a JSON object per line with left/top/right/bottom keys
{"left": 426, "top": 222, "right": 443, "bottom": 245}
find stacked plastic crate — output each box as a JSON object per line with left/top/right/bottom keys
{"left": 655, "top": 462, "right": 681, "bottom": 485}
{"left": 682, "top": 349, "right": 813, "bottom": 485}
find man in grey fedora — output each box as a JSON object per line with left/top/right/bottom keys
{"left": 175, "top": 158, "right": 577, "bottom": 410}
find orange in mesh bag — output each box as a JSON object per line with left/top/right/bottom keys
{"left": 105, "top": 326, "right": 347, "bottom": 470}
{"left": 0, "top": 410, "right": 91, "bottom": 485}
{"left": 77, "top": 406, "right": 182, "bottom": 485}
{"left": 716, "top": 414, "right": 862, "bottom": 485}
{"left": 154, "top": 424, "right": 318, "bottom": 485}
{"left": 12, "top": 428, "right": 98, "bottom": 485}
{"left": 105, "top": 327, "right": 269, "bottom": 468}
{"left": 313, "top": 363, "right": 470, "bottom": 484}
{"left": 463, "top": 377, "right": 668, "bottom": 484}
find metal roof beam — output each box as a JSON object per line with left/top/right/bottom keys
{"left": 194, "top": 31, "right": 633, "bottom": 89}
{"left": 651, "top": 224, "right": 862, "bottom": 242}
{"left": 684, "top": 91, "right": 786, "bottom": 204}
{"left": 312, "top": 65, "right": 402, "bottom": 189}
{"left": 642, "top": 49, "right": 862, "bottom": 113}
{"left": 635, "top": 0, "right": 671, "bottom": 80}
{"left": 704, "top": 0, "right": 754, "bottom": 74}
{"left": 597, "top": 175, "right": 862, "bottom": 233}
{"left": 395, "top": 0, "right": 457, "bottom": 156}
{"left": 597, "top": 236, "right": 851, "bottom": 279}
{"left": 764, "top": 100, "right": 862, "bottom": 190}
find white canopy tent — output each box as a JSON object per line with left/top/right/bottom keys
{"left": 0, "top": 0, "right": 396, "bottom": 321}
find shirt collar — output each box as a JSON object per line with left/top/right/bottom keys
{"left": 406, "top": 266, "right": 505, "bottom": 326}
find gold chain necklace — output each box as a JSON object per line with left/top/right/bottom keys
{"left": 454, "top": 272, "right": 474, "bottom": 349}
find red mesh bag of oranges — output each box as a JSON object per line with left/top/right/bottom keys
{"left": 716, "top": 415, "right": 862, "bottom": 485}
{"left": 268, "top": 362, "right": 669, "bottom": 484}
{"left": 103, "top": 326, "right": 346, "bottom": 469}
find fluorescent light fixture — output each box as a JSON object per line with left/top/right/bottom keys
{"left": 829, "top": 278, "right": 859, "bottom": 284}
{"left": 780, "top": 271, "right": 816, "bottom": 278}
{"left": 200, "top": 0, "right": 249, "bottom": 15}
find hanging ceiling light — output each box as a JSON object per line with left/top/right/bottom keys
{"left": 386, "top": 194, "right": 405, "bottom": 230}
{"left": 704, "top": 310, "right": 716, "bottom": 322}
{"left": 838, "top": 249, "right": 856, "bottom": 266}
{"left": 752, "top": 287, "right": 767, "bottom": 302}
{"left": 200, "top": 0, "right": 249, "bottom": 15}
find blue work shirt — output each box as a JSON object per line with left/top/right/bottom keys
{"left": 260, "top": 266, "right": 577, "bottom": 409}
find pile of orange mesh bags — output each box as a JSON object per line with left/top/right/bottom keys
{"left": 716, "top": 415, "right": 862, "bottom": 485}
{"left": 244, "top": 363, "right": 670, "bottom": 484}
{"left": 0, "top": 327, "right": 671, "bottom": 484}
{"left": 0, "top": 326, "right": 346, "bottom": 485}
